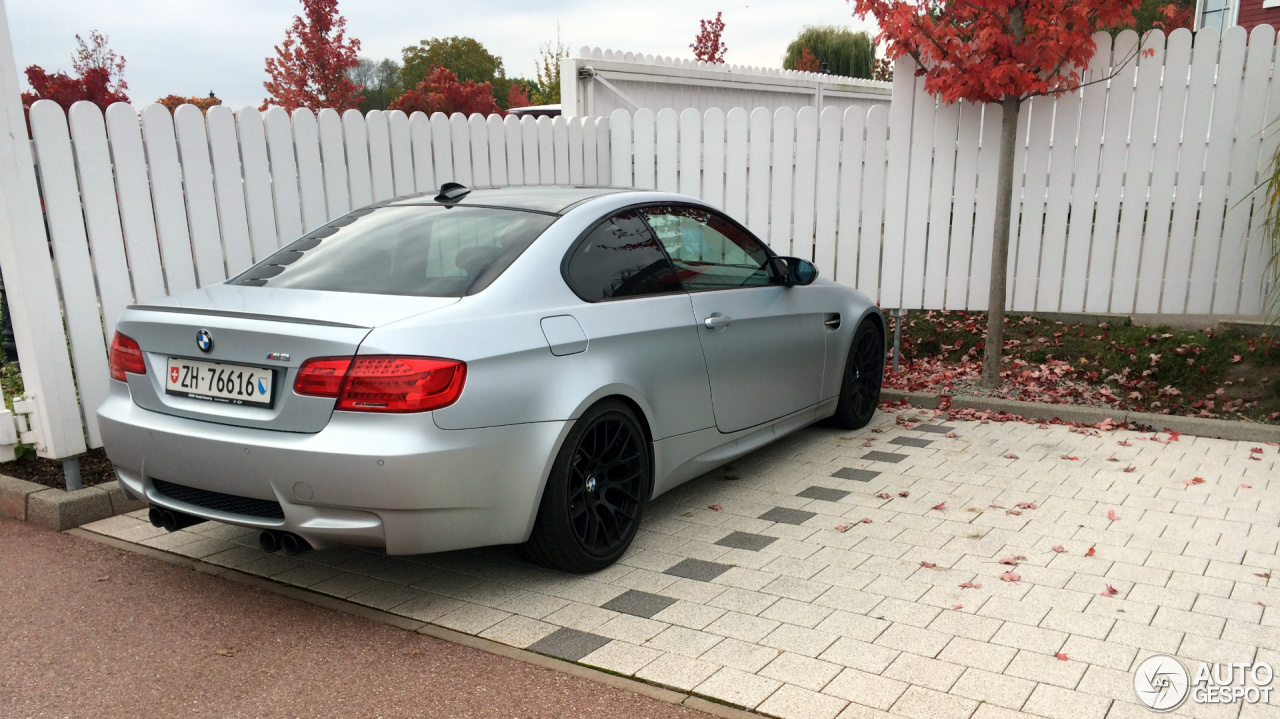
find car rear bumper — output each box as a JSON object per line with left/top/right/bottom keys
{"left": 98, "top": 382, "right": 569, "bottom": 555}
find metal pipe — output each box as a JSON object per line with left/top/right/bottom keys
{"left": 62, "top": 456, "right": 81, "bottom": 491}
{"left": 892, "top": 309, "right": 903, "bottom": 374}
{"left": 279, "top": 533, "right": 311, "bottom": 556}
{"left": 259, "top": 530, "right": 281, "bottom": 553}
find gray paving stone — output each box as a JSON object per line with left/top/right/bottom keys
{"left": 797, "top": 486, "right": 850, "bottom": 502}
{"left": 758, "top": 507, "right": 817, "bottom": 526}
{"left": 861, "top": 451, "right": 908, "bottom": 464}
{"left": 911, "top": 424, "right": 956, "bottom": 434}
{"left": 664, "top": 558, "right": 733, "bottom": 582}
{"left": 715, "top": 531, "right": 778, "bottom": 552}
{"left": 832, "top": 467, "right": 882, "bottom": 481}
{"left": 526, "top": 627, "right": 612, "bottom": 661}
{"left": 891, "top": 436, "right": 934, "bottom": 448}
{"left": 601, "top": 589, "right": 678, "bottom": 618}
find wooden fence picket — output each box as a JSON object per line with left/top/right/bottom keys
{"left": 140, "top": 104, "right": 198, "bottom": 294}
{"left": 291, "top": 109, "right": 328, "bottom": 231}
{"left": 205, "top": 106, "right": 255, "bottom": 275}
{"left": 173, "top": 104, "right": 226, "bottom": 285}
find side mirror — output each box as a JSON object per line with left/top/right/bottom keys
{"left": 770, "top": 256, "right": 819, "bottom": 286}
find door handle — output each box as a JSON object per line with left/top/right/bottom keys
{"left": 704, "top": 313, "right": 733, "bottom": 330}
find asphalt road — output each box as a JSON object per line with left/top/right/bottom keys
{"left": 0, "top": 518, "right": 709, "bottom": 719}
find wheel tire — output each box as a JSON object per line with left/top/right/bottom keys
{"left": 825, "top": 319, "right": 885, "bottom": 430}
{"left": 525, "top": 400, "right": 650, "bottom": 573}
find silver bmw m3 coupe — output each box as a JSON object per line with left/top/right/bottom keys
{"left": 99, "top": 185, "right": 885, "bottom": 572}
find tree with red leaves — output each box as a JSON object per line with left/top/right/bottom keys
{"left": 851, "top": 0, "right": 1139, "bottom": 387}
{"left": 261, "top": 0, "right": 362, "bottom": 112}
{"left": 1152, "top": 3, "right": 1193, "bottom": 31}
{"left": 793, "top": 48, "right": 821, "bottom": 73}
{"left": 21, "top": 30, "right": 129, "bottom": 111}
{"left": 506, "top": 82, "right": 531, "bottom": 109}
{"left": 388, "top": 66, "right": 501, "bottom": 117}
{"left": 691, "top": 12, "right": 727, "bottom": 64}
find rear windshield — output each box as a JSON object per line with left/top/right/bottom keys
{"left": 229, "top": 206, "right": 557, "bottom": 297}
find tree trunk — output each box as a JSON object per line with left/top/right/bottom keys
{"left": 980, "top": 94, "right": 1023, "bottom": 389}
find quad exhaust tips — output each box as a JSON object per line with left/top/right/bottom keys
{"left": 259, "top": 529, "right": 311, "bottom": 556}
{"left": 148, "top": 506, "right": 206, "bottom": 532}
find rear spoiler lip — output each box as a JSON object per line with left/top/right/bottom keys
{"left": 126, "top": 304, "right": 371, "bottom": 330}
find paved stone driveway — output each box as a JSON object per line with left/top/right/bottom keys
{"left": 83, "top": 408, "right": 1280, "bottom": 719}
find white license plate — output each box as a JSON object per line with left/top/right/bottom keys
{"left": 165, "top": 358, "right": 274, "bottom": 408}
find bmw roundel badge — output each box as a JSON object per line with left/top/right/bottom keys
{"left": 196, "top": 329, "right": 214, "bottom": 354}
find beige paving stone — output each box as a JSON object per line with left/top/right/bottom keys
{"left": 937, "top": 636, "right": 1018, "bottom": 673}
{"left": 873, "top": 623, "right": 952, "bottom": 657}
{"left": 1005, "top": 650, "right": 1088, "bottom": 690}
{"left": 889, "top": 685, "right": 979, "bottom": 719}
{"left": 990, "top": 622, "right": 1068, "bottom": 654}
{"left": 1060, "top": 634, "right": 1138, "bottom": 671}
{"left": 705, "top": 610, "right": 781, "bottom": 643}
{"left": 478, "top": 614, "right": 558, "bottom": 649}
{"left": 818, "top": 636, "right": 901, "bottom": 674}
{"left": 760, "top": 651, "right": 843, "bottom": 692}
{"left": 763, "top": 623, "right": 840, "bottom": 657}
{"left": 643, "top": 625, "right": 723, "bottom": 658}
{"left": 580, "top": 640, "right": 663, "bottom": 676}
{"left": 1021, "top": 683, "right": 1112, "bottom": 719}
{"left": 882, "top": 652, "right": 965, "bottom": 693}
{"left": 700, "top": 636, "right": 782, "bottom": 673}
{"left": 951, "top": 666, "right": 1036, "bottom": 709}
{"left": 928, "top": 610, "right": 1005, "bottom": 642}
{"left": 758, "top": 683, "right": 849, "bottom": 719}
{"left": 694, "top": 666, "right": 782, "bottom": 709}
{"left": 634, "top": 652, "right": 720, "bottom": 692}
{"left": 823, "top": 667, "right": 909, "bottom": 710}
{"left": 433, "top": 603, "right": 511, "bottom": 634}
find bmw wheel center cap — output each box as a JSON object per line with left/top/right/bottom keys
{"left": 196, "top": 329, "right": 214, "bottom": 353}
{"left": 585, "top": 476, "right": 597, "bottom": 494}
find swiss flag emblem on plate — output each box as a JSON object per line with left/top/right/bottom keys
{"left": 170, "top": 367, "right": 180, "bottom": 383}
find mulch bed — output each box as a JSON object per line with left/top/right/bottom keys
{"left": 1, "top": 446, "right": 116, "bottom": 489}
{"left": 886, "top": 311, "right": 1280, "bottom": 424}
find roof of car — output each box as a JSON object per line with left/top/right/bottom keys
{"left": 383, "top": 186, "right": 634, "bottom": 214}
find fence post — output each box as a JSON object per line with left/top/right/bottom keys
{"left": 0, "top": 0, "right": 87, "bottom": 461}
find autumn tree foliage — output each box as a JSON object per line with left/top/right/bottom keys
{"left": 851, "top": 0, "right": 1139, "bottom": 387}
{"left": 21, "top": 31, "right": 128, "bottom": 111}
{"left": 691, "top": 12, "right": 728, "bottom": 63}
{"left": 261, "top": 0, "right": 362, "bottom": 112}
{"left": 388, "top": 66, "right": 500, "bottom": 117}
{"left": 793, "top": 47, "right": 821, "bottom": 73}
{"left": 506, "top": 82, "right": 532, "bottom": 109}
{"left": 155, "top": 94, "right": 222, "bottom": 114}
{"left": 1152, "top": 3, "right": 1193, "bottom": 31}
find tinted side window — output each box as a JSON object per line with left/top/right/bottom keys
{"left": 565, "top": 211, "right": 681, "bottom": 301}
{"left": 642, "top": 205, "right": 776, "bottom": 291}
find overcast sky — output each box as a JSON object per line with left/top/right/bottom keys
{"left": 8, "top": 0, "right": 878, "bottom": 110}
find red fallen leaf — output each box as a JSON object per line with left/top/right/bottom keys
{"left": 1232, "top": 354, "right": 1243, "bottom": 363}
{"left": 958, "top": 581, "right": 982, "bottom": 589}
{"left": 989, "top": 504, "right": 1006, "bottom": 509}
{"left": 860, "top": 517, "right": 873, "bottom": 524}
{"left": 1242, "top": 484, "right": 1253, "bottom": 489}
{"left": 1101, "top": 584, "right": 1120, "bottom": 597}
{"left": 1251, "top": 456, "right": 1262, "bottom": 461}
{"left": 1006, "top": 509, "right": 1023, "bottom": 515}
{"left": 1257, "top": 572, "right": 1272, "bottom": 579}
{"left": 1015, "top": 502, "right": 1037, "bottom": 510}
{"left": 1056, "top": 653, "right": 1068, "bottom": 661}
{"left": 998, "top": 556, "right": 1026, "bottom": 565}
{"left": 1052, "top": 545, "right": 1067, "bottom": 553}
{"left": 1106, "top": 510, "right": 1121, "bottom": 521}
{"left": 1117, "top": 440, "right": 1132, "bottom": 447}
{"left": 1252, "top": 447, "right": 1264, "bottom": 454}
{"left": 1086, "top": 546, "right": 1096, "bottom": 557}
{"left": 1123, "top": 466, "right": 1136, "bottom": 473}
{"left": 871, "top": 428, "right": 885, "bottom": 433}
{"left": 708, "top": 504, "right": 723, "bottom": 511}
{"left": 931, "top": 501, "right": 947, "bottom": 511}
{"left": 1038, "top": 423, "right": 1049, "bottom": 430}
{"left": 898, "top": 491, "right": 910, "bottom": 497}
{"left": 1002, "top": 453, "right": 1019, "bottom": 460}
{"left": 1000, "top": 571, "right": 1021, "bottom": 582}
{"left": 1183, "top": 478, "right": 1205, "bottom": 486}
{"left": 1061, "top": 455, "right": 1079, "bottom": 461}
{"left": 920, "top": 561, "right": 937, "bottom": 568}
{"left": 1259, "top": 601, "right": 1267, "bottom": 607}
{"left": 876, "top": 492, "right": 891, "bottom": 499}
{"left": 1107, "top": 457, "right": 1119, "bottom": 462}
{"left": 945, "top": 432, "right": 957, "bottom": 438}
{"left": 952, "top": 604, "right": 963, "bottom": 610}
{"left": 862, "top": 441, "right": 874, "bottom": 447}
{"left": 835, "top": 525, "right": 851, "bottom": 532}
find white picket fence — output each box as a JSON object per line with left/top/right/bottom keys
{"left": 3, "top": 25, "right": 1280, "bottom": 464}
{"left": 561, "top": 46, "right": 892, "bottom": 119}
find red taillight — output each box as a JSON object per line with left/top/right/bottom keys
{"left": 293, "top": 357, "right": 352, "bottom": 397}
{"left": 108, "top": 332, "right": 146, "bottom": 381}
{"left": 293, "top": 355, "right": 466, "bottom": 413}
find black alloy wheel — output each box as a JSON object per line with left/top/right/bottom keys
{"left": 826, "top": 320, "right": 885, "bottom": 430}
{"left": 526, "top": 400, "right": 649, "bottom": 572}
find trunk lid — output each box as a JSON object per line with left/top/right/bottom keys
{"left": 118, "top": 286, "right": 458, "bottom": 433}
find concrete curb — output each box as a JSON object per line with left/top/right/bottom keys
{"left": 1, "top": 474, "right": 144, "bottom": 530}
{"left": 67, "top": 527, "right": 762, "bottom": 719}
{"left": 880, "top": 389, "right": 1280, "bottom": 442}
